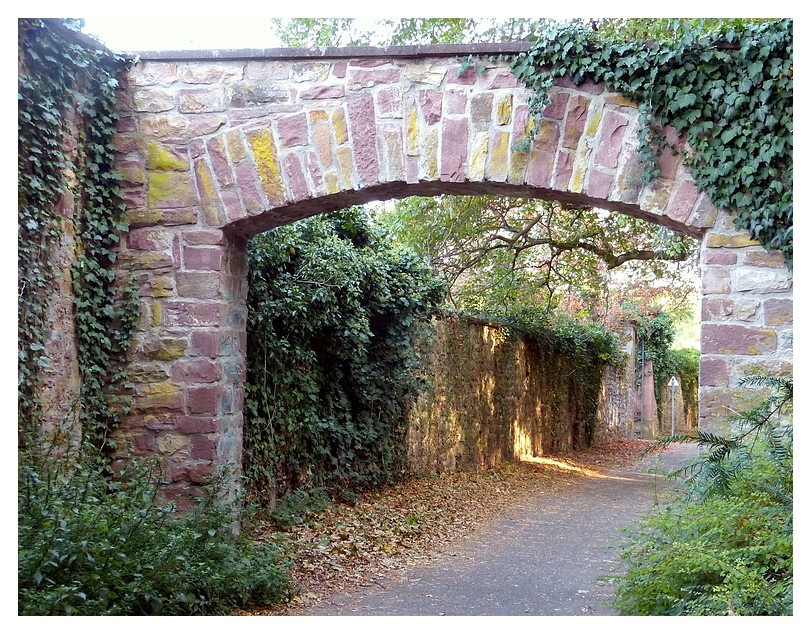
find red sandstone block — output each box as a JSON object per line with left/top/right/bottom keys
{"left": 701, "top": 267, "right": 731, "bottom": 295}
{"left": 186, "top": 385, "right": 222, "bottom": 414}
{"left": 176, "top": 416, "right": 219, "bottom": 434}
{"left": 657, "top": 126, "right": 684, "bottom": 181}
{"left": 554, "top": 151, "right": 574, "bottom": 190}
{"left": 190, "top": 330, "right": 220, "bottom": 357}
{"left": 481, "top": 68, "right": 521, "bottom": 89}
{"left": 171, "top": 462, "right": 216, "bottom": 484}
{"left": 440, "top": 118, "right": 468, "bottom": 183}
{"left": 176, "top": 271, "right": 223, "bottom": 299}
{"left": 700, "top": 357, "right": 729, "bottom": 386}
{"left": 347, "top": 93, "right": 380, "bottom": 187}
{"left": 206, "top": 137, "right": 235, "bottom": 187}
{"left": 234, "top": 161, "right": 265, "bottom": 215}
{"left": 444, "top": 89, "right": 467, "bottom": 116}
{"left": 183, "top": 229, "right": 224, "bottom": 246}
{"left": 563, "top": 95, "right": 590, "bottom": 149}
{"left": 447, "top": 66, "right": 477, "bottom": 85}
{"left": 419, "top": 90, "right": 442, "bottom": 126}
{"left": 332, "top": 62, "right": 347, "bottom": 78}
{"left": 701, "top": 324, "right": 777, "bottom": 355}
{"left": 277, "top": 112, "right": 309, "bottom": 148}
{"left": 183, "top": 245, "right": 225, "bottom": 270}
{"left": 668, "top": 180, "right": 699, "bottom": 224}
{"left": 543, "top": 92, "right": 569, "bottom": 120}
{"left": 703, "top": 250, "right": 738, "bottom": 266}
{"left": 306, "top": 151, "right": 325, "bottom": 193}
{"left": 348, "top": 67, "right": 401, "bottom": 89}
{"left": 164, "top": 301, "right": 224, "bottom": 327}
{"left": 764, "top": 298, "right": 793, "bottom": 326}
{"left": 189, "top": 435, "right": 218, "bottom": 460}
{"left": 221, "top": 189, "right": 245, "bottom": 222}
{"left": 284, "top": 153, "right": 310, "bottom": 202}
{"left": 172, "top": 358, "right": 222, "bottom": 384}
{"left": 129, "top": 432, "right": 156, "bottom": 455}
{"left": 126, "top": 228, "right": 172, "bottom": 251}
{"left": 586, "top": 168, "right": 614, "bottom": 199}
{"left": 595, "top": 111, "right": 629, "bottom": 168}
{"left": 301, "top": 84, "right": 346, "bottom": 100}
{"left": 554, "top": 76, "right": 605, "bottom": 95}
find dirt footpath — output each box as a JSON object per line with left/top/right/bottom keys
{"left": 290, "top": 443, "right": 698, "bottom": 616}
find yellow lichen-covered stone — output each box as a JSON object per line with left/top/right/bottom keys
{"left": 145, "top": 339, "right": 187, "bottom": 361}
{"left": 194, "top": 160, "right": 223, "bottom": 226}
{"left": 150, "top": 300, "right": 162, "bottom": 327}
{"left": 508, "top": 145, "right": 529, "bottom": 184}
{"left": 245, "top": 128, "right": 286, "bottom": 206}
{"left": 226, "top": 130, "right": 247, "bottom": 162}
{"left": 157, "top": 432, "right": 188, "bottom": 454}
{"left": 324, "top": 171, "right": 340, "bottom": 194}
{"left": 705, "top": 233, "right": 761, "bottom": 248}
{"left": 407, "top": 107, "right": 419, "bottom": 156}
{"left": 146, "top": 142, "right": 190, "bottom": 171}
{"left": 147, "top": 172, "right": 198, "bottom": 208}
{"left": 468, "top": 133, "right": 489, "bottom": 181}
{"left": 336, "top": 146, "right": 355, "bottom": 189}
{"left": 332, "top": 109, "right": 349, "bottom": 145}
{"left": 420, "top": 127, "right": 438, "bottom": 181}
{"left": 585, "top": 109, "right": 603, "bottom": 138}
{"left": 496, "top": 94, "right": 512, "bottom": 126}
{"left": 486, "top": 131, "right": 510, "bottom": 182}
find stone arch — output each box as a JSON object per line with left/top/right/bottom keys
{"left": 113, "top": 45, "right": 792, "bottom": 507}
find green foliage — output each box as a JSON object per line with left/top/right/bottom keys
{"left": 18, "top": 18, "right": 139, "bottom": 451}
{"left": 243, "top": 208, "right": 446, "bottom": 505}
{"left": 18, "top": 443, "right": 292, "bottom": 615}
{"left": 614, "top": 377, "right": 792, "bottom": 615}
{"left": 512, "top": 19, "right": 793, "bottom": 267}
{"left": 376, "top": 195, "right": 698, "bottom": 320}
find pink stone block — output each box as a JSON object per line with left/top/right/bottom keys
{"left": 277, "top": 112, "right": 309, "bottom": 147}
{"left": 668, "top": 180, "right": 699, "bottom": 224}
{"left": 700, "top": 357, "right": 729, "bottom": 386}
{"left": 183, "top": 246, "right": 225, "bottom": 270}
{"left": 176, "top": 416, "right": 219, "bottom": 434}
{"left": 448, "top": 65, "right": 477, "bottom": 85}
{"left": 764, "top": 298, "right": 793, "bottom": 326}
{"left": 595, "top": 111, "right": 629, "bottom": 168}
{"left": 172, "top": 358, "right": 222, "bottom": 384}
{"left": 526, "top": 121, "right": 559, "bottom": 189}
{"left": 190, "top": 330, "right": 220, "bottom": 357}
{"left": 704, "top": 250, "right": 738, "bottom": 266}
{"left": 347, "top": 93, "right": 380, "bottom": 187}
{"left": 658, "top": 126, "right": 684, "bottom": 181}
{"left": 189, "top": 435, "right": 218, "bottom": 460}
{"left": 440, "top": 118, "right": 468, "bottom": 183}
{"left": 165, "top": 301, "right": 224, "bottom": 327}
{"left": 127, "top": 228, "right": 172, "bottom": 251}
{"left": 221, "top": 189, "right": 246, "bottom": 222}
{"left": 555, "top": 76, "right": 605, "bottom": 95}
{"left": 419, "top": 90, "right": 442, "bottom": 126}
{"left": 234, "top": 162, "right": 264, "bottom": 214}
{"left": 554, "top": 151, "right": 574, "bottom": 190}
{"left": 206, "top": 137, "right": 234, "bottom": 187}
{"left": 376, "top": 86, "right": 402, "bottom": 117}
{"left": 542, "top": 93, "right": 569, "bottom": 120}
{"left": 481, "top": 68, "right": 521, "bottom": 89}
{"left": 301, "top": 84, "right": 346, "bottom": 100}
{"left": 563, "top": 95, "right": 590, "bottom": 149}
{"left": 701, "top": 324, "right": 777, "bottom": 355}
{"left": 586, "top": 168, "right": 614, "bottom": 199}
{"left": 186, "top": 385, "right": 221, "bottom": 414}
{"left": 306, "top": 150, "right": 325, "bottom": 193}
{"left": 284, "top": 153, "right": 310, "bottom": 202}
{"left": 445, "top": 89, "right": 467, "bottom": 115}
{"left": 348, "top": 67, "right": 401, "bottom": 89}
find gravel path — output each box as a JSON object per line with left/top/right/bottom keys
{"left": 291, "top": 442, "right": 698, "bottom": 616}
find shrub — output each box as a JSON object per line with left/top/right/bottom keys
{"left": 612, "top": 376, "right": 792, "bottom": 615}
{"left": 18, "top": 444, "right": 292, "bottom": 615}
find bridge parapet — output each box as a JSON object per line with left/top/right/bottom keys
{"left": 109, "top": 48, "right": 791, "bottom": 509}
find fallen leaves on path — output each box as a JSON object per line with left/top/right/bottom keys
{"left": 242, "top": 440, "right": 661, "bottom": 616}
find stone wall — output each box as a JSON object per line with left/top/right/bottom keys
{"left": 406, "top": 315, "right": 633, "bottom": 474}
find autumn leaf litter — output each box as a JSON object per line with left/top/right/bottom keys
{"left": 243, "top": 440, "right": 662, "bottom": 615}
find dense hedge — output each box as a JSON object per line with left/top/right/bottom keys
{"left": 243, "top": 208, "right": 446, "bottom": 505}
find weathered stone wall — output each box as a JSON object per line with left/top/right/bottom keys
{"left": 98, "top": 46, "right": 792, "bottom": 506}
{"left": 406, "top": 315, "right": 633, "bottom": 474}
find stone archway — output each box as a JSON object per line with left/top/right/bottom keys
{"left": 112, "top": 44, "right": 792, "bottom": 507}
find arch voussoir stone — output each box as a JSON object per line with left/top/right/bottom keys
{"left": 112, "top": 45, "right": 792, "bottom": 507}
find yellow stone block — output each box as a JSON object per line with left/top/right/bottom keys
{"left": 157, "top": 433, "right": 188, "bottom": 455}
{"left": 486, "top": 131, "right": 509, "bottom": 181}
{"left": 226, "top": 130, "right": 247, "bottom": 162}
{"left": 496, "top": 94, "right": 513, "bottom": 126}
{"left": 336, "top": 146, "right": 355, "bottom": 189}
{"left": 146, "top": 142, "right": 190, "bottom": 172}
{"left": 705, "top": 233, "right": 761, "bottom": 248}
{"left": 468, "top": 133, "right": 489, "bottom": 181}
{"left": 246, "top": 127, "right": 286, "bottom": 205}
{"left": 407, "top": 108, "right": 419, "bottom": 156}
{"left": 332, "top": 109, "right": 349, "bottom": 145}
{"left": 324, "top": 172, "right": 340, "bottom": 194}
{"left": 585, "top": 108, "right": 603, "bottom": 138}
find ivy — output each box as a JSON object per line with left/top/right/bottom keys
{"left": 511, "top": 19, "right": 793, "bottom": 267}
{"left": 18, "top": 19, "right": 138, "bottom": 455}
{"left": 243, "top": 209, "right": 446, "bottom": 505}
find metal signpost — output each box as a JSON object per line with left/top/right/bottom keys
{"left": 668, "top": 376, "right": 680, "bottom": 436}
